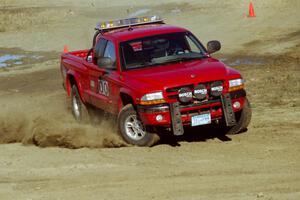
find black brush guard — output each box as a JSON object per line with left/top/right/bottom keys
{"left": 170, "top": 93, "right": 237, "bottom": 135}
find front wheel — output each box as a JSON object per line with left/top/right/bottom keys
{"left": 118, "top": 104, "right": 160, "bottom": 146}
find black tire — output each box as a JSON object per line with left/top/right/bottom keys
{"left": 118, "top": 104, "right": 160, "bottom": 147}
{"left": 71, "top": 85, "right": 91, "bottom": 123}
{"left": 222, "top": 97, "right": 252, "bottom": 135}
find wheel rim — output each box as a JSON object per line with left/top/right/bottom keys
{"left": 124, "top": 114, "right": 146, "bottom": 141}
{"left": 72, "top": 91, "right": 81, "bottom": 119}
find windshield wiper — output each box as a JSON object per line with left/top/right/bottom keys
{"left": 152, "top": 54, "right": 205, "bottom": 65}
{"left": 127, "top": 62, "right": 160, "bottom": 70}
{"left": 126, "top": 54, "right": 207, "bottom": 70}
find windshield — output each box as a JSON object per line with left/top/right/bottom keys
{"left": 120, "top": 32, "right": 207, "bottom": 70}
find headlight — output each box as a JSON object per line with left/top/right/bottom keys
{"left": 140, "top": 92, "right": 165, "bottom": 105}
{"left": 229, "top": 78, "right": 244, "bottom": 92}
{"left": 229, "top": 79, "right": 243, "bottom": 87}
{"left": 141, "top": 92, "right": 163, "bottom": 101}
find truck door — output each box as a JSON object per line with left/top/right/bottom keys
{"left": 85, "top": 38, "right": 118, "bottom": 113}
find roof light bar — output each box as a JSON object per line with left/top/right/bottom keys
{"left": 95, "top": 15, "right": 163, "bottom": 31}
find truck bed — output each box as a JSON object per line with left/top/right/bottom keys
{"left": 61, "top": 49, "right": 92, "bottom": 75}
{"left": 63, "top": 49, "right": 90, "bottom": 60}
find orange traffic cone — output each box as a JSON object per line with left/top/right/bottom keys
{"left": 63, "top": 45, "right": 69, "bottom": 53}
{"left": 248, "top": 1, "right": 256, "bottom": 17}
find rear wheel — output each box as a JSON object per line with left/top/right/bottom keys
{"left": 71, "top": 85, "right": 91, "bottom": 123}
{"left": 118, "top": 104, "right": 160, "bottom": 146}
{"left": 222, "top": 97, "right": 252, "bottom": 135}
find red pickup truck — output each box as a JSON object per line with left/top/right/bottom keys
{"left": 61, "top": 16, "right": 251, "bottom": 146}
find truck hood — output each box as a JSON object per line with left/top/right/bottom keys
{"left": 122, "top": 57, "right": 240, "bottom": 92}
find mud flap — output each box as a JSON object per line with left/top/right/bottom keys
{"left": 221, "top": 93, "right": 237, "bottom": 126}
{"left": 170, "top": 102, "right": 184, "bottom": 136}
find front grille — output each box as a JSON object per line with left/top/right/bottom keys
{"left": 166, "top": 84, "right": 193, "bottom": 93}
{"left": 165, "top": 80, "right": 224, "bottom": 104}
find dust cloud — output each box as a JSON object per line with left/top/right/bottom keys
{"left": 0, "top": 109, "right": 128, "bottom": 148}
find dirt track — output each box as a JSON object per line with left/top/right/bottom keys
{"left": 0, "top": 0, "right": 300, "bottom": 199}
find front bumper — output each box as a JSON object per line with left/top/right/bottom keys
{"left": 137, "top": 90, "right": 246, "bottom": 134}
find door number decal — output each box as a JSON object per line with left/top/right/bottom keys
{"left": 99, "top": 79, "right": 109, "bottom": 96}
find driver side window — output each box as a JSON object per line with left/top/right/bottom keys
{"left": 94, "top": 38, "right": 107, "bottom": 60}
{"left": 94, "top": 39, "right": 116, "bottom": 69}
{"left": 103, "top": 41, "right": 116, "bottom": 66}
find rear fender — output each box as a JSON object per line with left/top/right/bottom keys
{"left": 66, "top": 70, "right": 86, "bottom": 103}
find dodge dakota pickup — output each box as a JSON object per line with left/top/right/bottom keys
{"left": 60, "top": 16, "right": 251, "bottom": 146}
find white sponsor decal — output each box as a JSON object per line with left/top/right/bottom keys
{"left": 179, "top": 92, "right": 192, "bottom": 98}
{"left": 194, "top": 89, "right": 207, "bottom": 95}
{"left": 211, "top": 86, "right": 223, "bottom": 92}
{"left": 90, "top": 80, "right": 95, "bottom": 88}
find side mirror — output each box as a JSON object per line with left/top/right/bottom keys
{"left": 97, "top": 57, "right": 115, "bottom": 70}
{"left": 207, "top": 40, "right": 221, "bottom": 54}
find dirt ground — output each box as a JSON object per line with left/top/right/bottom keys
{"left": 0, "top": 0, "right": 299, "bottom": 199}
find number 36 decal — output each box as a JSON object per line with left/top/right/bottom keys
{"left": 99, "top": 79, "right": 109, "bottom": 96}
